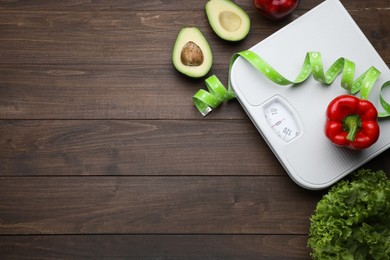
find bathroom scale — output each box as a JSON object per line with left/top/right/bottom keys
{"left": 230, "top": 0, "right": 390, "bottom": 190}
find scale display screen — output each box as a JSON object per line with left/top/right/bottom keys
{"left": 264, "top": 97, "right": 301, "bottom": 142}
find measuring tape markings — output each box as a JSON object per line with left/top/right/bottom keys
{"left": 192, "top": 50, "right": 390, "bottom": 117}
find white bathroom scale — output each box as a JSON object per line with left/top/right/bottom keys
{"left": 230, "top": 0, "right": 390, "bottom": 190}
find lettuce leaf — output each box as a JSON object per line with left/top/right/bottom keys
{"left": 308, "top": 169, "right": 390, "bottom": 259}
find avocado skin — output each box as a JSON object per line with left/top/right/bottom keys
{"left": 206, "top": 0, "right": 250, "bottom": 41}
{"left": 172, "top": 27, "right": 213, "bottom": 78}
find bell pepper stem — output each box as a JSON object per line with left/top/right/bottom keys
{"left": 344, "top": 114, "right": 361, "bottom": 141}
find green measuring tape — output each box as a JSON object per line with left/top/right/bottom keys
{"left": 193, "top": 50, "right": 390, "bottom": 117}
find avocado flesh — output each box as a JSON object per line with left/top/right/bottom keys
{"left": 206, "top": 0, "right": 250, "bottom": 41}
{"left": 172, "top": 27, "right": 212, "bottom": 78}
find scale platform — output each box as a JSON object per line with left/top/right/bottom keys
{"left": 230, "top": 0, "right": 390, "bottom": 190}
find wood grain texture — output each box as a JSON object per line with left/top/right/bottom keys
{"left": 0, "top": 10, "right": 388, "bottom": 66}
{"left": 0, "top": 0, "right": 389, "bottom": 11}
{"left": 0, "top": 176, "right": 322, "bottom": 235}
{"left": 0, "top": 120, "right": 285, "bottom": 176}
{"left": 0, "top": 8, "right": 388, "bottom": 120}
{"left": 2, "top": 119, "right": 389, "bottom": 177}
{"left": 0, "top": 64, "right": 246, "bottom": 119}
{"left": 0, "top": 235, "right": 311, "bottom": 259}
{"left": 0, "top": 10, "right": 292, "bottom": 65}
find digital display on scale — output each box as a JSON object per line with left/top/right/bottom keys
{"left": 264, "top": 97, "right": 302, "bottom": 142}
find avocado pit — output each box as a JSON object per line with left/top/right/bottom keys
{"left": 180, "top": 41, "right": 204, "bottom": 66}
{"left": 172, "top": 27, "right": 212, "bottom": 78}
{"left": 219, "top": 11, "right": 242, "bottom": 32}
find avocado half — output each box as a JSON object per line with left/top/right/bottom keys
{"left": 172, "top": 27, "right": 213, "bottom": 78}
{"left": 205, "top": 0, "right": 250, "bottom": 41}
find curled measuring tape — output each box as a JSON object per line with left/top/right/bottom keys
{"left": 192, "top": 51, "right": 390, "bottom": 117}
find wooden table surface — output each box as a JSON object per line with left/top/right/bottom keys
{"left": 1, "top": 0, "right": 389, "bottom": 258}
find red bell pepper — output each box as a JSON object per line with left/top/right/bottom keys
{"left": 325, "top": 95, "right": 380, "bottom": 149}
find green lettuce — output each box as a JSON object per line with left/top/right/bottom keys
{"left": 308, "top": 169, "right": 390, "bottom": 259}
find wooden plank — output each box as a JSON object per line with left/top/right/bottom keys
{"left": 0, "top": 235, "right": 311, "bottom": 259}
{"left": 1, "top": 57, "right": 389, "bottom": 119}
{"left": 0, "top": 10, "right": 388, "bottom": 65}
{"left": 0, "top": 64, "right": 247, "bottom": 119}
{"left": 1, "top": 118, "right": 389, "bottom": 176}
{"left": 0, "top": 0, "right": 388, "bottom": 11}
{"left": 0, "top": 10, "right": 285, "bottom": 66}
{"left": 0, "top": 120, "right": 285, "bottom": 176}
{"left": 0, "top": 176, "right": 323, "bottom": 235}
